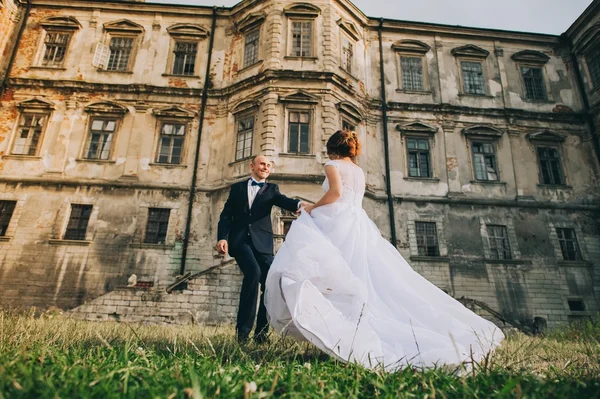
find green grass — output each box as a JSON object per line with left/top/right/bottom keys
{"left": 0, "top": 310, "right": 599, "bottom": 398}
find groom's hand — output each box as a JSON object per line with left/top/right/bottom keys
{"left": 297, "top": 201, "right": 311, "bottom": 213}
{"left": 216, "top": 240, "right": 228, "bottom": 255}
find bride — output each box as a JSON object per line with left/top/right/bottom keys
{"left": 264, "top": 130, "right": 504, "bottom": 370}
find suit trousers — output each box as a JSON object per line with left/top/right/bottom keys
{"left": 233, "top": 235, "right": 274, "bottom": 339}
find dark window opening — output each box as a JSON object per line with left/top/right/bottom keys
{"left": 487, "top": 225, "right": 511, "bottom": 260}
{"left": 407, "top": 137, "right": 431, "bottom": 178}
{"left": 64, "top": 204, "right": 92, "bottom": 241}
{"left": 415, "top": 221, "right": 440, "bottom": 256}
{"left": 0, "top": 201, "right": 16, "bottom": 236}
{"left": 568, "top": 299, "right": 585, "bottom": 312}
{"left": 556, "top": 228, "right": 582, "bottom": 261}
{"left": 537, "top": 146, "right": 565, "bottom": 185}
{"left": 145, "top": 208, "right": 171, "bottom": 244}
{"left": 288, "top": 111, "right": 310, "bottom": 154}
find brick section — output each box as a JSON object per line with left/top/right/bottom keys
{"left": 71, "top": 263, "right": 243, "bottom": 325}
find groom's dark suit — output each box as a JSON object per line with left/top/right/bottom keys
{"left": 217, "top": 179, "right": 300, "bottom": 341}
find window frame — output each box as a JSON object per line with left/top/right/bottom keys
{"left": 414, "top": 221, "right": 440, "bottom": 257}
{"left": 280, "top": 91, "right": 319, "bottom": 157}
{"left": 10, "top": 112, "right": 50, "bottom": 157}
{"left": 392, "top": 40, "right": 431, "bottom": 93}
{"left": 9, "top": 98, "right": 55, "bottom": 158}
{"left": 479, "top": 217, "right": 521, "bottom": 261}
{"left": 512, "top": 50, "right": 551, "bottom": 102}
{"left": 548, "top": 222, "right": 589, "bottom": 264}
{"left": 286, "top": 109, "right": 311, "bottom": 154}
{"left": 63, "top": 204, "right": 93, "bottom": 241}
{"left": 243, "top": 28, "right": 261, "bottom": 69}
{"left": 519, "top": 64, "right": 548, "bottom": 101}
{"left": 171, "top": 41, "right": 198, "bottom": 76}
{"left": 164, "top": 24, "right": 208, "bottom": 77}
{"left": 155, "top": 120, "right": 188, "bottom": 165}
{"left": 98, "top": 20, "right": 144, "bottom": 73}
{"left": 451, "top": 45, "right": 490, "bottom": 96}
{"left": 470, "top": 140, "right": 500, "bottom": 182}
{"left": 35, "top": 17, "right": 80, "bottom": 69}
{"left": 585, "top": 44, "right": 600, "bottom": 89}
{"left": 535, "top": 145, "right": 566, "bottom": 186}
{"left": 407, "top": 213, "right": 448, "bottom": 259}
{"left": 80, "top": 101, "right": 128, "bottom": 162}
{"left": 460, "top": 59, "right": 486, "bottom": 95}
{"left": 486, "top": 224, "right": 512, "bottom": 260}
{"left": 406, "top": 136, "right": 432, "bottom": 178}
{"left": 397, "top": 122, "right": 438, "bottom": 180}
{"left": 144, "top": 208, "right": 171, "bottom": 245}
{"left": 0, "top": 200, "right": 17, "bottom": 237}
{"left": 235, "top": 112, "right": 256, "bottom": 161}
{"left": 288, "top": 19, "right": 315, "bottom": 58}
{"left": 555, "top": 227, "right": 582, "bottom": 261}
{"left": 340, "top": 32, "right": 354, "bottom": 74}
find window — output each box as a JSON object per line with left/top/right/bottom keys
{"left": 586, "top": 45, "right": 600, "bottom": 88}
{"left": 401, "top": 56, "right": 423, "bottom": 91}
{"left": 461, "top": 61, "right": 485, "bottom": 95}
{"left": 106, "top": 37, "right": 134, "bottom": 72}
{"left": 407, "top": 138, "right": 431, "bottom": 178}
{"left": 236, "top": 114, "right": 254, "bottom": 160}
{"left": 288, "top": 111, "right": 310, "bottom": 153}
{"left": 415, "top": 222, "right": 439, "bottom": 256}
{"left": 487, "top": 225, "right": 511, "bottom": 260}
{"left": 341, "top": 35, "right": 353, "bottom": 73}
{"left": 172, "top": 42, "right": 197, "bottom": 75}
{"left": 0, "top": 201, "right": 16, "bottom": 236}
{"left": 64, "top": 204, "right": 92, "bottom": 241}
{"left": 291, "top": 21, "right": 312, "bottom": 57}
{"left": 521, "top": 67, "right": 547, "bottom": 101}
{"left": 537, "top": 146, "right": 564, "bottom": 185}
{"left": 244, "top": 29, "right": 260, "bottom": 68}
{"left": 84, "top": 118, "right": 116, "bottom": 160}
{"left": 556, "top": 228, "right": 582, "bottom": 261}
{"left": 144, "top": 208, "right": 170, "bottom": 244}
{"left": 11, "top": 114, "right": 47, "bottom": 156}
{"left": 471, "top": 142, "right": 498, "bottom": 181}
{"left": 42, "top": 32, "right": 71, "bottom": 67}
{"left": 157, "top": 122, "right": 185, "bottom": 164}
{"left": 342, "top": 120, "right": 355, "bottom": 131}
{"left": 568, "top": 299, "right": 586, "bottom": 312}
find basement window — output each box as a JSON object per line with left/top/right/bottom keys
{"left": 568, "top": 299, "right": 586, "bottom": 312}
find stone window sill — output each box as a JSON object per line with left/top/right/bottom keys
{"left": 396, "top": 89, "right": 432, "bottom": 95}
{"left": 537, "top": 184, "right": 573, "bottom": 190}
{"left": 557, "top": 260, "right": 591, "bottom": 267}
{"left": 97, "top": 69, "right": 134, "bottom": 74}
{"left": 0, "top": 236, "right": 13, "bottom": 243}
{"left": 2, "top": 154, "right": 42, "bottom": 160}
{"left": 30, "top": 66, "right": 67, "bottom": 71}
{"left": 485, "top": 259, "right": 532, "bottom": 265}
{"left": 238, "top": 60, "right": 263, "bottom": 74}
{"left": 284, "top": 56, "right": 318, "bottom": 61}
{"left": 279, "top": 152, "right": 316, "bottom": 159}
{"left": 149, "top": 162, "right": 187, "bottom": 169}
{"left": 470, "top": 180, "right": 507, "bottom": 185}
{"left": 523, "top": 98, "right": 554, "bottom": 104}
{"left": 410, "top": 256, "right": 450, "bottom": 263}
{"left": 404, "top": 177, "right": 440, "bottom": 182}
{"left": 76, "top": 158, "right": 116, "bottom": 164}
{"left": 162, "top": 73, "right": 201, "bottom": 78}
{"left": 130, "top": 243, "right": 175, "bottom": 250}
{"left": 49, "top": 239, "right": 92, "bottom": 246}
{"left": 458, "top": 93, "right": 495, "bottom": 99}
{"left": 229, "top": 156, "right": 255, "bottom": 166}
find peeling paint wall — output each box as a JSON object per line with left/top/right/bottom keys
{"left": 0, "top": 0, "right": 598, "bottom": 329}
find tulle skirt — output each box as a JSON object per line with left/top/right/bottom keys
{"left": 264, "top": 202, "right": 504, "bottom": 371}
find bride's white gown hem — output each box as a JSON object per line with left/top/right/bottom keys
{"left": 264, "top": 160, "right": 504, "bottom": 371}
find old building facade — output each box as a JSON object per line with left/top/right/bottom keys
{"left": 0, "top": 0, "right": 598, "bottom": 330}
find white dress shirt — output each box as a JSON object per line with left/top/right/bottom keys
{"left": 247, "top": 178, "right": 263, "bottom": 208}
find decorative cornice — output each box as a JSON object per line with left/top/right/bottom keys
{"left": 16, "top": 97, "right": 55, "bottom": 111}
{"left": 84, "top": 101, "right": 128, "bottom": 115}
{"left": 283, "top": 3, "right": 321, "bottom": 18}
{"left": 396, "top": 121, "right": 438, "bottom": 135}
{"left": 235, "top": 12, "right": 266, "bottom": 33}
{"left": 511, "top": 50, "right": 550, "bottom": 64}
{"left": 279, "top": 90, "right": 320, "bottom": 105}
{"left": 462, "top": 125, "right": 504, "bottom": 137}
{"left": 103, "top": 19, "right": 145, "bottom": 34}
{"left": 451, "top": 44, "right": 490, "bottom": 58}
{"left": 392, "top": 40, "right": 431, "bottom": 54}
{"left": 527, "top": 130, "right": 567, "bottom": 142}
{"left": 40, "top": 16, "right": 81, "bottom": 31}
{"left": 166, "top": 23, "right": 209, "bottom": 39}
{"left": 337, "top": 19, "right": 361, "bottom": 41}
{"left": 152, "top": 105, "right": 196, "bottom": 118}
{"left": 337, "top": 101, "right": 363, "bottom": 123}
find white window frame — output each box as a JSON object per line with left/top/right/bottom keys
{"left": 284, "top": 4, "right": 320, "bottom": 59}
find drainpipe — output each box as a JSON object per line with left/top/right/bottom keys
{"left": 0, "top": 0, "right": 31, "bottom": 103}
{"left": 179, "top": 6, "right": 218, "bottom": 276}
{"left": 565, "top": 35, "right": 600, "bottom": 167}
{"left": 377, "top": 18, "right": 397, "bottom": 247}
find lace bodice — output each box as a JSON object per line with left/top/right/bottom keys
{"left": 322, "top": 160, "right": 366, "bottom": 207}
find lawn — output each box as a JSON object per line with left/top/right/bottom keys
{"left": 0, "top": 310, "right": 598, "bottom": 398}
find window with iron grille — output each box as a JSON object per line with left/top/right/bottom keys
{"left": 64, "top": 204, "right": 92, "bottom": 241}
{"left": 461, "top": 61, "right": 485, "bottom": 95}
{"left": 235, "top": 114, "right": 254, "bottom": 161}
{"left": 84, "top": 118, "right": 116, "bottom": 160}
{"left": 172, "top": 42, "right": 197, "bottom": 75}
{"left": 556, "top": 228, "right": 582, "bottom": 261}
{"left": 415, "top": 222, "right": 439, "bottom": 256}
{"left": 288, "top": 111, "right": 310, "bottom": 154}
{"left": 0, "top": 201, "right": 16, "bottom": 236}
{"left": 244, "top": 29, "right": 260, "bottom": 68}
{"left": 586, "top": 45, "right": 600, "bottom": 88}
{"left": 471, "top": 142, "right": 498, "bottom": 181}
{"left": 487, "top": 225, "right": 511, "bottom": 260}
{"left": 401, "top": 56, "right": 423, "bottom": 91}
{"left": 291, "top": 21, "right": 312, "bottom": 57}
{"left": 144, "top": 208, "right": 170, "bottom": 244}
{"left": 537, "top": 146, "right": 564, "bottom": 185}
{"left": 11, "top": 113, "right": 47, "bottom": 156}
{"left": 42, "top": 32, "right": 71, "bottom": 67}
{"left": 521, "top": 66, "right": 547, "bottom": 100}
{"left": 341, "top": 35, "right": 353, "bottom": 73}
{"left": 407, "top": 137, "right": 431, "bottom": 178}
{"left": 107, "top": 37, "right": 134, "bottom": 71}
{"left": 157, "top": 122, "right": 185, "bottom": 164}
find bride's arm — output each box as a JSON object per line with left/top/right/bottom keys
{"left": 305, "top": 165, "right": 342, "bottom": 214}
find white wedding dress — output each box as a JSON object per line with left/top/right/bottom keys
{"left": 264, "top": 160, "right": 504, "bottom": 370}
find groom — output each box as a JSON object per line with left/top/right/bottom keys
{"left": 216, "top": 155, "right": 305, "bottom": 343}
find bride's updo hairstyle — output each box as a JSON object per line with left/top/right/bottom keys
{"left": 326, "top": 130, "right": 361, "bottom": 159}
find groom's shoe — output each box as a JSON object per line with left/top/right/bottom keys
{"left": 237, "top": 332, "right": 250, "bottom": 345}
{"left": 254, "top": 332, "right": 269, "bottom": 345}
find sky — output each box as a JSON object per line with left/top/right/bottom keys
{"left": 147, "top": 0, "right": 592, "bottom": 35}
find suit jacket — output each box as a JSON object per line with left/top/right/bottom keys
{"left": 217, "top": 180, "right": 300, "bottom": 255}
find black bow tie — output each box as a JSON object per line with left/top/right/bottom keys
{"left": 251, "top": 180, "right": 265, "bottom": 188}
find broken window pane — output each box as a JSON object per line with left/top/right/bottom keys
{"left": 471, "top": 142, "right": 499, "bottom": 181}
{"left": 42, "top": 32, "right": 71, "bottom": 67}
{"left": 107, "top": 37, "right": 134, "bottom": 71}
{"left": 85, "top": 118, "right": 117, "bottom": 160}
{"left": 157, "top": 122, "right": 187, "bottom": 164}
{"left": 12, "top": 114, "right": 47, "bottom": 156}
